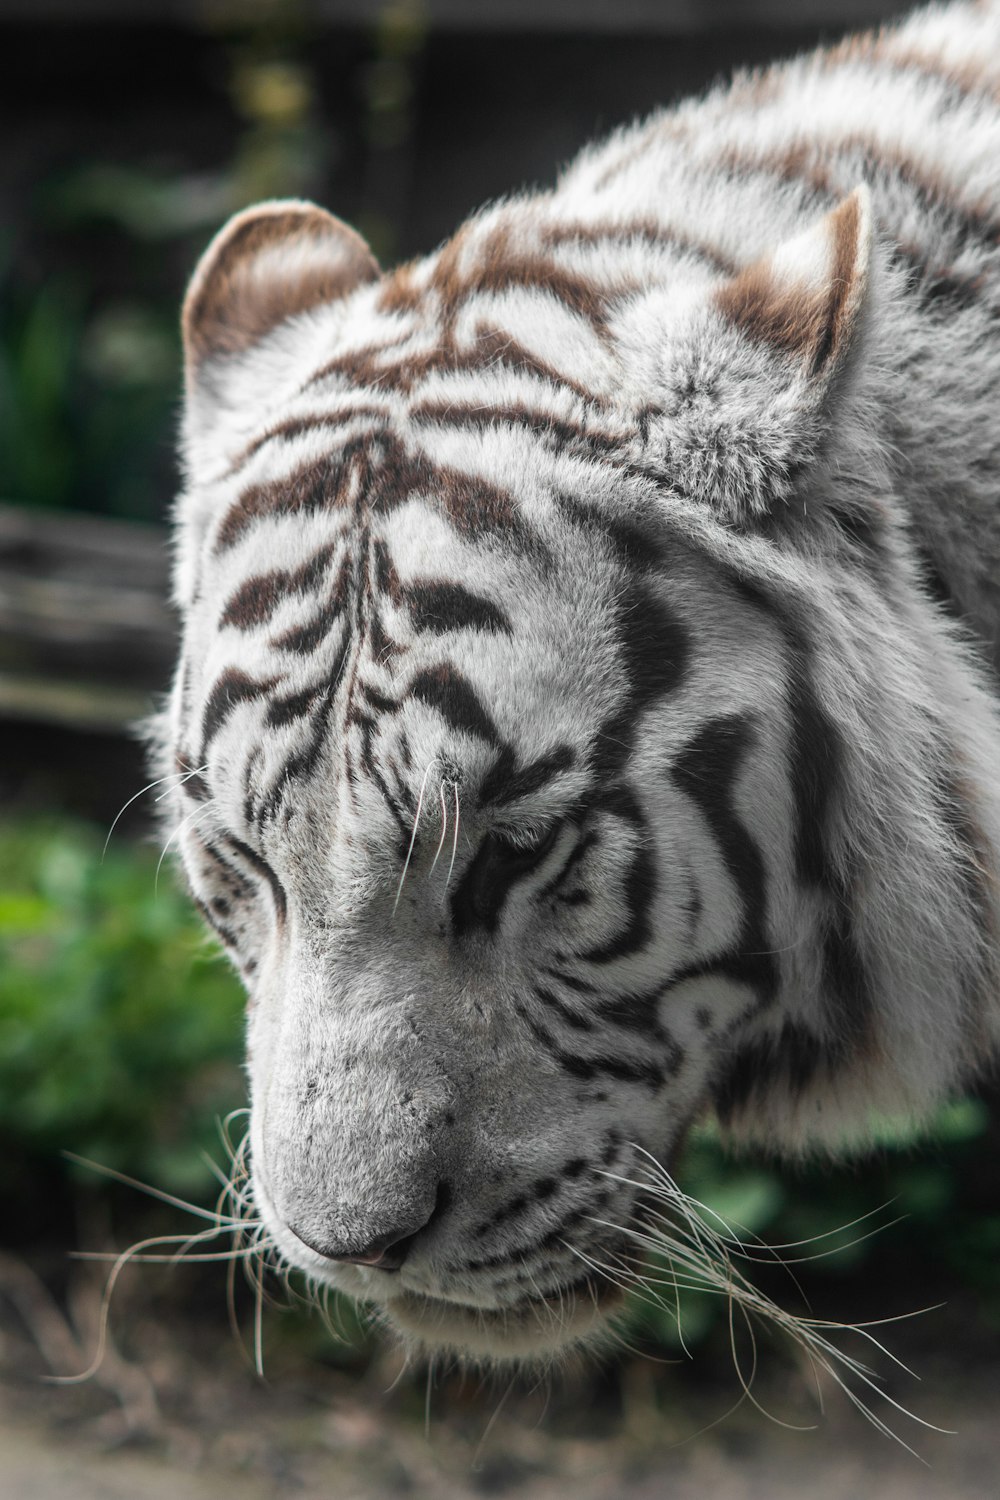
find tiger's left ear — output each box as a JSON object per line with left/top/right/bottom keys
{"left": 654, "top": 186, "right": 874, "bottom": 525}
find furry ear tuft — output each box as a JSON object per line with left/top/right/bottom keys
{"left": 713, "top": 184, "right": 872, "bottom": 387}
{"left": 182, "top": 199, "right": 380, "bottom": 388}
{"left": 648, "top": 187, "right": 875, "bottom": 526}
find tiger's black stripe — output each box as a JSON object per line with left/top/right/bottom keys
{"left": 713, "top": 1019, "right": 827, "bottom": 1123}
{"left": 471, "top": 1155, "right": 591, "bottom": 1239}
{"left": 193, "top": 836, "right": 254, "bottom": 901}
{"left": 579, "top": 785, "right": 656, "bottom": 964}
{"left": 512, "top": 999, "right": 668, "bottom": 1089}
{"left": 201, "top": 668, "right": 279, "bottom": 756}
{"left": 731, "top": 574, "right": 875, "bottom": 1040}
{"left": 670, "top": 714, "right": 778, "bottom": 1015}
{"left": 409, "top": 664, "right": 503, "bottom": 747}
{"left": 193, "top": 896, "right": 240, "bottom": 952}
{"left": 254, "top": 634, "right": 353, "bottom": 826}
{"left": 451, "top": 831, "right": 553, "bottom": 936}
{"left": 592, "top": 580, "right": 691, "bottom": 783}
{"left": 265, "top": 681, "right": 325, "bottom": 728}
{"left": 479, "top": 743, "right": 575, "bottom": 808}
{"left": 220, "top": 544, "right": 336, "bottom": 630}
{"left": 532, "top": 984, "right": 595, "bottom": 1032}
{"left": 409, "top": 398, "right": 626, "bottom": 460}
{"left": 405, "top": 579, "right": 513, "bottom": 637}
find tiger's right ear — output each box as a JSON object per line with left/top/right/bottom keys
{"left": 182, "top": 200, "right": 380, "bottom": 444}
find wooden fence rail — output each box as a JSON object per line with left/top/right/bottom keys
{"left": 0, "top": 504, "right": 175, "bottom": 736}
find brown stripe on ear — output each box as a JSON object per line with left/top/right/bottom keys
{"left": 714, "top": 186, "right": 871, "bottom": 385}
{"left": 714, "top": 263, "right": 829, "bottom": 365}
{"left": 183, "top": 200, "right": 380, "bottom": 378}
{"left": 377, "top": 262, "right": 425, "bottom": 315}
{"left": 821, "top": 188, "right": 868, "bottom": 375}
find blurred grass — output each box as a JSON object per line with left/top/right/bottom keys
{"left": 2, "top": 814, "right": 998, "bottom": 1362}
{"left": 0, "top": 816, "right": 244, "bottom": 1202}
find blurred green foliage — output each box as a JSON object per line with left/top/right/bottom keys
{"left": 0, "top": 0, "right": 332, "bottom": 523}
{"left": 0, "top": 817, "right": 244, "bottom": 1201}
{"left": 0, "top": 261, "right": 180, "bottom": 521}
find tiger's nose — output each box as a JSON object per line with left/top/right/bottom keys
{"left": 288, "top": 1210, "right": 434, "bottom": 1272}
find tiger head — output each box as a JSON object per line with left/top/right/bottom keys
{"left": 162, "top": 188, "right": 998, "bottom": 1362}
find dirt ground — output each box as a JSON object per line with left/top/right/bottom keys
{"left": 2, "top": 1256, "right": 999, "bottom": 1500}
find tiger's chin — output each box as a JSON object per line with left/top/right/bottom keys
{"left": 377, "top": 1276, "right": 624, "bottom": 1364}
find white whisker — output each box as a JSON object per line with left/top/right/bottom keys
{"left": 394, "top": 757, "right": 436, "bottom": 913}
{"left": 446, "top": 780, "right": 461, "bottom": 888}
{"left": 155, "top": 801, "right": 220, "bottom": 894}
{"left": 154, "top": 762, "right": 210, "bottom": 803}
{"left": 58, "top": 1125, "right": 305, "bottom": 1386}
{"left": 62, "top": 1152, "right": 244, "bottom": 1226}
{"left": 564, "top": 1144, "right": 951, "bottom": 1452}
{"left": 428, "top": 778, "right": 449, "bottom": 876}
{"left": 102, "top": 762, "right": 209, "bottom": 860}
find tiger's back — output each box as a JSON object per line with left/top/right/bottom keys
{"left": 164, "top": 1, "right": 1000, "bottom": 1363}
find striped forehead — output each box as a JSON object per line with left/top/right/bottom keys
{"left": 181, "top": 424, "right": 630, "bottom": 832}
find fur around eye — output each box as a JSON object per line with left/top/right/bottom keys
{"left": 494, "top": 822, "right": 562, "bottom": 861}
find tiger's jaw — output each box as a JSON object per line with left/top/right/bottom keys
{"left": 261, "top": 1205, "right": 631, "bottom": 1363}
{"left": 378, "top": 1276, "right": 625, "bottom": 1363}
{"left": 274, "top": 1216, "right": 633, "bottom": 1364}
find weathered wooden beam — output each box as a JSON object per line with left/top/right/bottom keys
{"left": 0, "top": 505, "right": 175, "bottom": 733}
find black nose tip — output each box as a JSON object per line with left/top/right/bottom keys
{"left": 288, "top": 1211, "right": 433, "bottom": 1272}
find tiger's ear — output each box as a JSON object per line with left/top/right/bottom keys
{"left": 182, "top": 200, "right": 380, "bottom": 449}
{"left": 654, "top": 186, "right": 875, "bottom": 524}
{"left": 714, "top": 184, "right": 872, "bottom": 391}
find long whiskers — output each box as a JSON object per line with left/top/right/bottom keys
{"left": 569, "top": 1147, "right": 949, "bottom": 1455}
{"left": 55, "top": 1125, "right": 295, "bottom": 1384}
{"left": 428, "top": 779, "right": 450, "bottom": 877}
{"left": 429, "top": 777, "right": 462, "bottom": 890}
{"left": 155, "top": 802, "right": 222, "bottom": 894}
{"left": 102, "top": 762, "right": 209, "bottom": 860}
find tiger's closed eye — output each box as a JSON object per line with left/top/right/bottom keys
{"left": 451, "top": 822, "right": 564, "bottom": 935}
{"left": 493, "top": 822, "right": 562, "bottom": 864}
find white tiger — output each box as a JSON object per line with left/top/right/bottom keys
{"left": 160, "top": 0, "right": 1000, "bottom": 1362}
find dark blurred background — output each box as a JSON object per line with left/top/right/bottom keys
{"left": 3, "top": 2, "right": 999, "bottom": 1494}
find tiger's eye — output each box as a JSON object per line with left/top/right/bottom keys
{"left": 451, "top": 822, "right": 562, "bottom": 935}
{"left": 494, "top": 822, "right": 560, "bottom": 866}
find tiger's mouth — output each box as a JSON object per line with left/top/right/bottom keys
{"left": 379, "top": 1272, "right": 624, "bottom": 1361}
